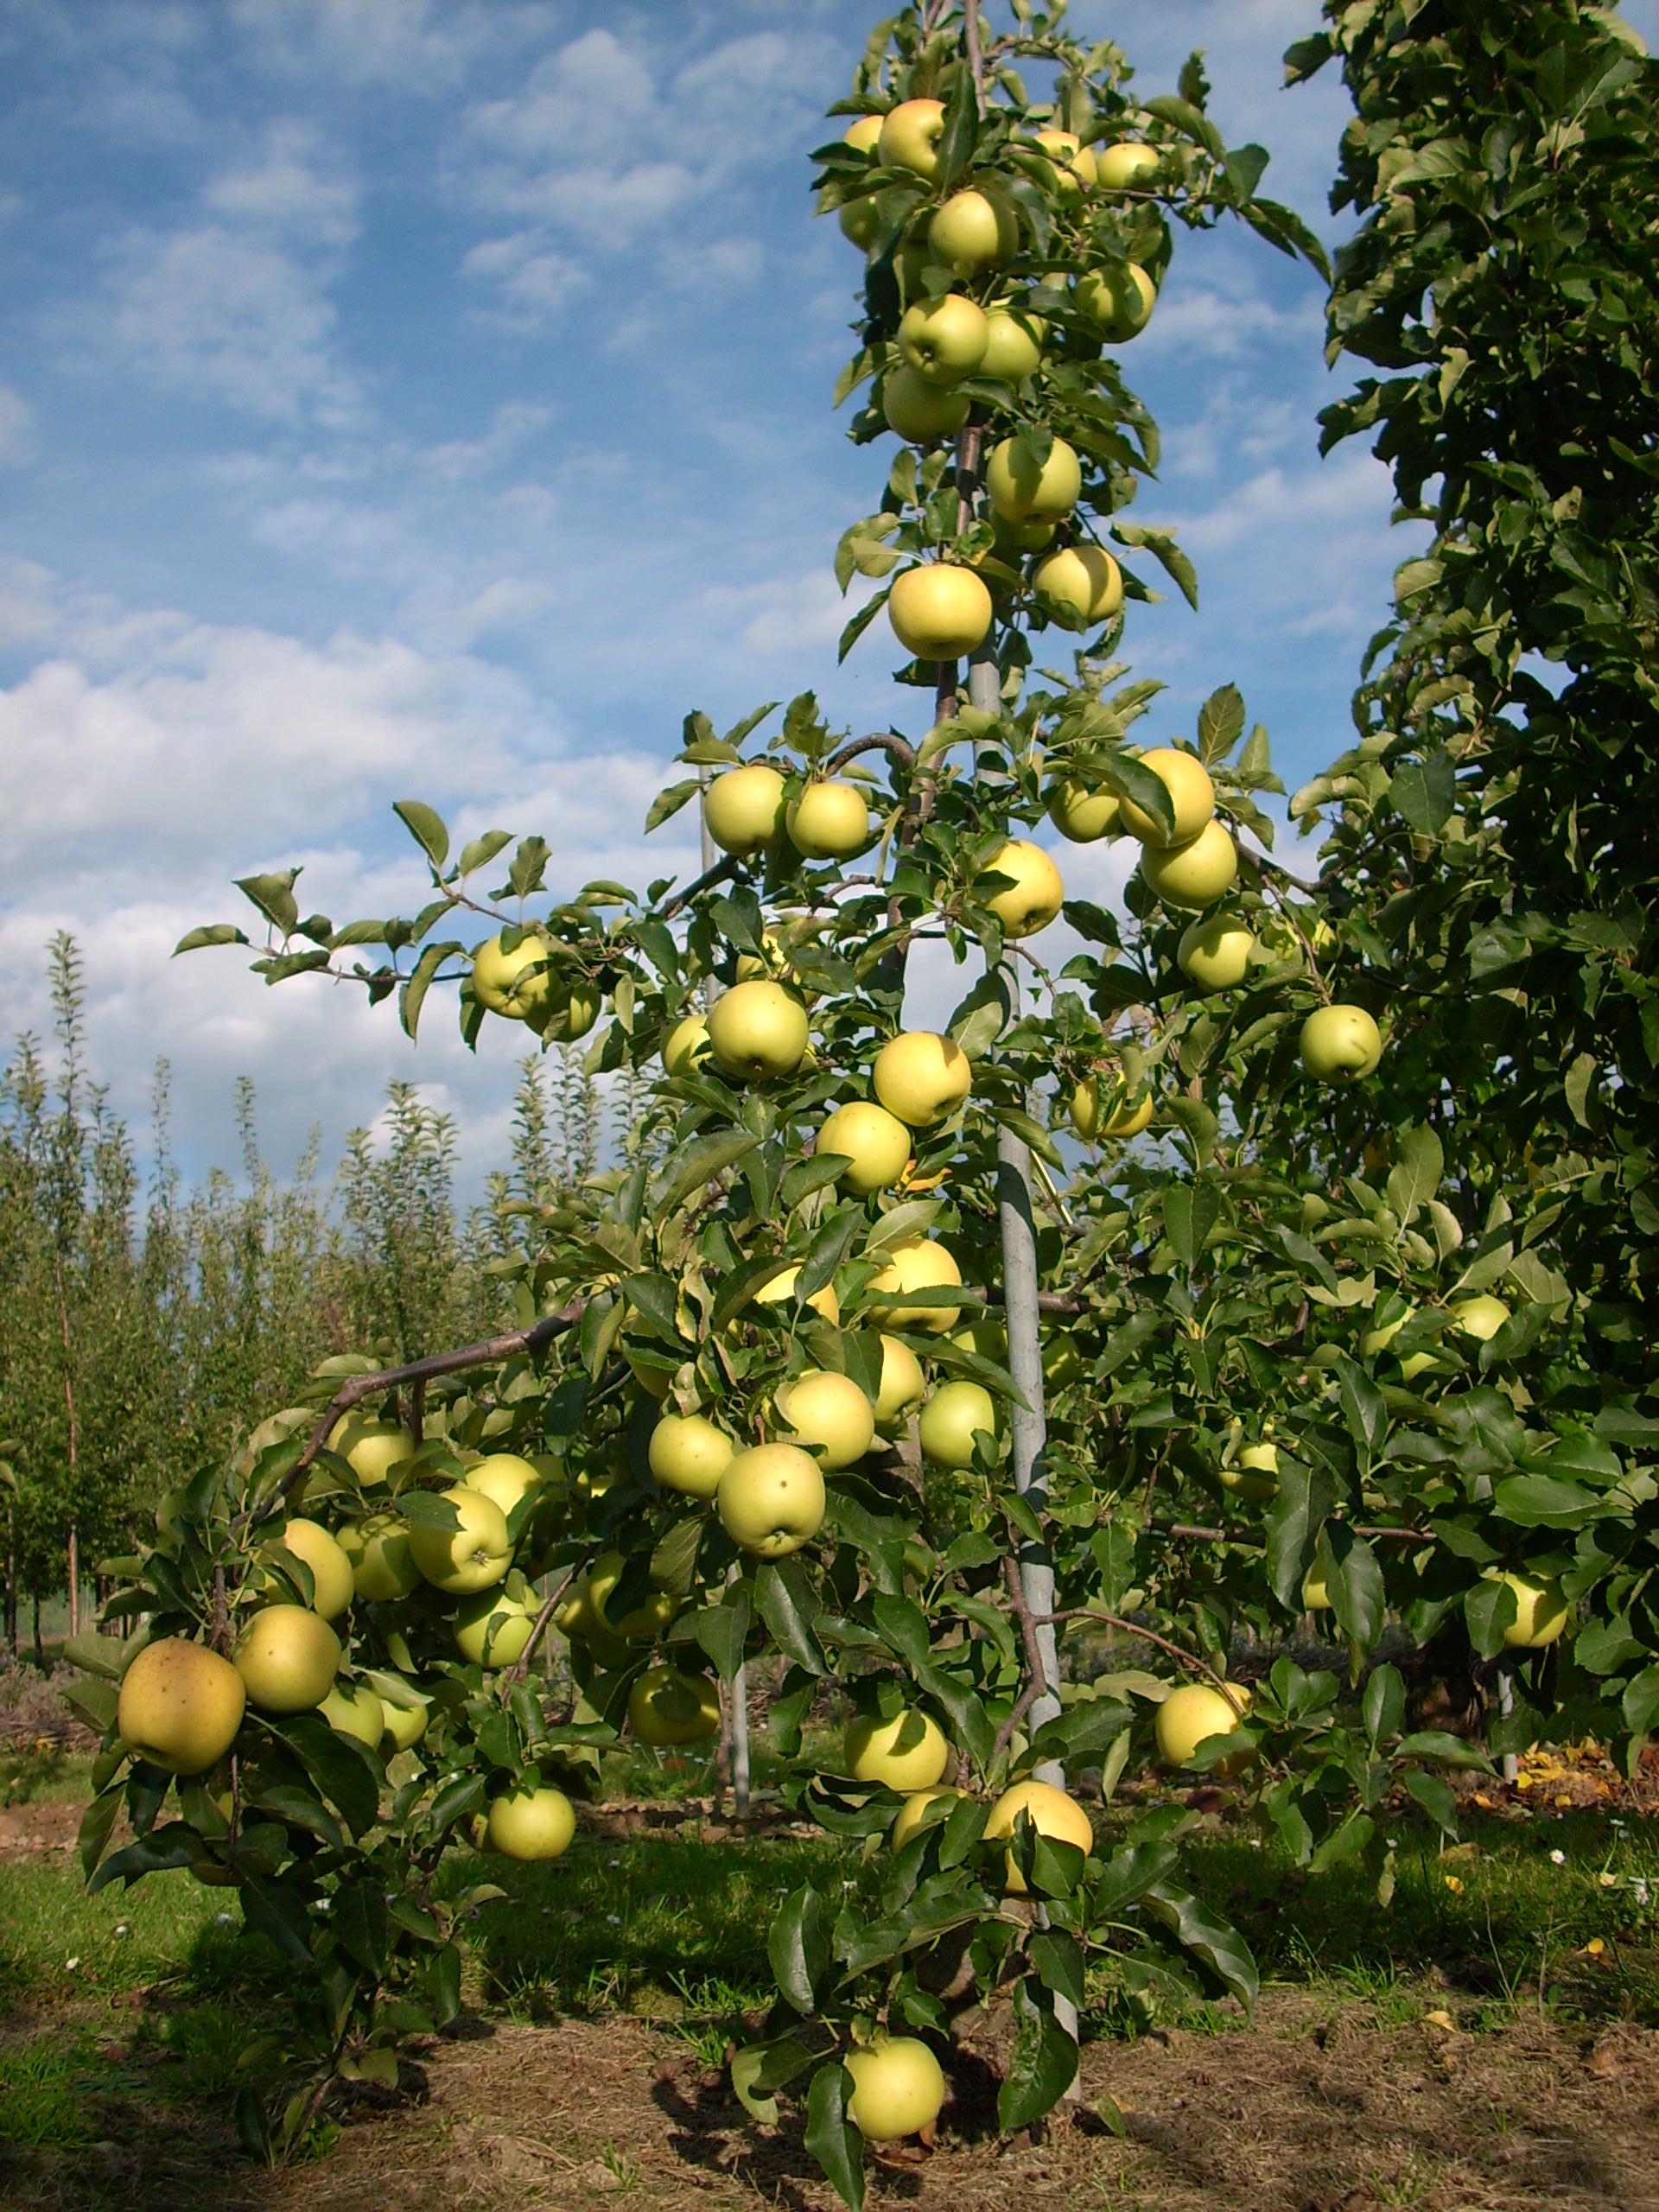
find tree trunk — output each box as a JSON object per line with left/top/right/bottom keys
{"left": 67, "top": 1522, "right": 79, "bottom": 1640}
{"left": 4, "top": 1508, "right": 16, "bottom": 1656}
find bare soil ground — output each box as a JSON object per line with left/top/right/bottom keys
{"left": 7, "top": 1995, "right": 1659, "bottom": 2212}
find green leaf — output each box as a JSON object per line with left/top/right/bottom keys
{"left": 1492, "top": 1472, "right": 1603, "bottom": 1528}
{"left": 1363, "top": 1662, "right": 1406, "bottom": 1746}
{"left": 401, "top": 940, "right": 464, "bottom": 1040}
{"left": 393, "top": 799, "right": 449, "bottom": 870}
{"left": 693, "top": 1586, "right": 751, "bottom": 1680}
{"left": 1027, "top": 1927, "right": 1087, "bottom": 2010}
{"left": 174, "top": 923, "right": 250, "bottom": 955}
{"left": 235, "top": 870, "right": 301, "bottom": 936}
{"left": 653, "top": 1131, "right": 760, "bottom": 1215}
{"left": 1390, "top": 749, "right": 1456, "bottom": 834}
{"left": 1114, "top": 523, "right": 1198, "bottom": 612}
{"left": 1265, "top": 1458, "right": 1336, "bottom": 1610}
{"left": 1144, "top": 1882, "right": 1258, "bottom": 2006}
{"left": 755, "top": 1560, "right": 824, "bottom": 1673}
{"left": 731, "top": 2036, "right": 817, "bottom": 2126}
{"left": 646, "top": 779, "right": 702, "bottom": 835}
{"left": 805, "top": 2062, "right": 865, "bottom": 2211}
{"left": 998, "top": 1980, "right": 1077, "bottom": 2130}
{"left": 1163, "top": 1181, "right": 1220, "bottom": 1272}
{"left": 1385, "top": 1125, "right": 1444, "bottom": 1227}
{"left": 456, "top": 830, "right": 513, "bottom": 876}
{"left": 769, "top": 1883, "right": 830, "bottom": 2013}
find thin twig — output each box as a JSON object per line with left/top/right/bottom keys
{"left": 828, "top": 732, "right": 918, "bottom": 775}
{"left": 507, "top": 1551, "right": 592, "bottom": 1686}
{"left": 1037, "top": 1605, "right": 1246, "bottom": 1717}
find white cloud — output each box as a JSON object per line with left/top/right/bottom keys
{"left": 459, "top": 234, "right": 591, "bottom": 330}
{"left": 0, "top": 386, "right": 36, "bottom": 466}
{"left": 202, "top": 119, "right": 357, "bottom": 246}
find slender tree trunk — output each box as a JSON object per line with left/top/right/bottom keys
{"left": 52, "top": 1251, "right": 79, "bottom": 1640}
{"left": 32, "top": 1595, "right": 44, "bottom": 1669}
{"left": 67, "top": 1522, "right": 79, "bottom": 1642}
{"left": 4, "top": 1509, "right": 16, "bottom": 1656}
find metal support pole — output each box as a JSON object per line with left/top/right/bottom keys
{"left": 1496, "top": 1661, "right": 1518, "bottom": 1787}
{"left": 700, "top": 765, "right": 752, "bottom": 1818}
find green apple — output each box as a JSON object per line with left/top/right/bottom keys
{"left": 648, "top": 1412, "right": 734, "bottom": 1499}
{"left": 1302, "top": 1570, "right": 1332, "bottom": 1611}
{"left": 889, "top": 1785, "right": 969, "bottom": 1849}
{"left": 928, "top": 188, "right": 1019, "bottom": 274}
{"left": 872, "top": 1332, "right": 926, "bottom": 1429}
{"left": 839, "top": 195, "right": 881, "bottom": 250}
{"left": 472, "top": 931, "right": 556, "bottom": 1020}
{"left": 1095, "top": 140, "right": 1161, "bottom": 192}
{"left": 1074, "top": 262, "right": 1157, "bottom": 341}
{"left": 787, "top": 779, "right": 872, "bottom": 860}
{"left": 1032, "top": 543, "right": 1123, "bottom": 626}
{"left": 628, "top": 1662, "right": 721, "bottom": 1746}
{"left": 845, "top": 1707, "right": 949, "bottom": 1789}
{"left": 1069, "top": 1075, "right": 1154, "bottom": 1141}
{"left": 454, "top": 1585, "right": 540, "bottom": 1668}
{"left": 321, "top": 1681, "right": 385, "bottom": 1748}
{"left": 1220, "top": 1441, "right": 1279, "bottom": 1500}
{"left": 1179, "top": 915, "right": 1255, "bottom": 991}
{"left": 817, "top": 1100, "right": 912, "bottom": 1195}
{"left": 378, "top": 1685, "right": 430, "bottom": 1752}
{"left": 1490, "top": 1569, "right": 1570, "bottom": 1648}
{"left": 716, "top": 1443, "right": 827, "bottom": 1558}
{"left": 774, "top": 1369, "right": 875, "bottom": 1471}
{"left": 872, "top": 1031, "right": 971, "bottom": 1127}
{"left": 980, "top": 838, "right": 1065, "bottom": 937}
{"left": 406, "top": 1486, "right": 512, "bottom": 1595}
{"left": 486, "top": 1785, "right": 575, "bottom": 1861}
{"left": 1046, "top": 780, "right": 1121, "bottom": 842}
{"left": 878, "top": 98, "right": 946, "bottom": 179}
{"left": 842, "top": 115, "right": 883, "bottom": 154}
{"left": 526, "top": 972, "right": 601, "bottom": 1046}
{"left": 708, "top": 980, "right": 810, "bottom": 1080}
{"left": 754, "top": 1265, "right": 841, "bottom": 1325}
{"left": 881, "top": 365, "right": 970, "bottom": 443}
{"left": 1033, "top": 128, "right": 1095, "bottom": 198}
{"left": 983, "top": 1777, "right": 1093, "bottom": 1893}
{"left": 327, "top": 1413, "right": 415, "bottom": 1488}
{"left": 117, "top": 1639, "right": 245, "bottom": 1776}
{"left": 888, "top": 564, "right": 994, "bottom": 659}
{"left": 985, "top": 435, "right": 1083, "bottom": 524}
{"left": 1452, "top": 1294, "right": 1510, "bottom": 1342}
{"left": 1299, "top": 1004, "right": 1383, "bottom": 1083}
{"left": 897, "top": 294, "right": 989, "bottom": 385}
{"left": 662, "top": 1014, "right": 711, "bottom": 1076}
{"left": 844, "top": 2037, "right": 947, "bottom": 2143}
{"left": 233, "top": 1605, "right": 341, "bottom": 1713}
{"left": 704, "top": 764, "right": 787, "bottom": 856}
{"left": 255, "top": 1517, "right": 354, "bottom": 1620}
{"left": 339, "top": 1510, "right": 420, "bottom": 1602}
{"left": 992, "top": 513, "right": 1056, "bottom": 556}
{"left": 463, "top": 1452, "right": 545, "bottom": 1518}
{"left": 1154, "top": 1681, "right": 1253, "bottom": 1770}
{"left": 585, "top": 1551, "right": 676, "bottom": 1642}
{"left": 1118, "top": 747, "right": 1215, "bottom": 848}
{"left": 918, "top": 1379, "right": 998, "bottom": 1469}
{"left": 1141, "top": 820, "right": 1238, "bottom": 910}
{"left": 867, "top": 1236, "right": 964, "bottom": 1335}
{"left": 979, "top": 304, "right": 1045, "bottom": 381}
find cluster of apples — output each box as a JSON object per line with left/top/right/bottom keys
{"left": 830, "top": 99, "right": 1163, "bottom": 670}
{"left": 468, "top": 930, "right": 602, "bottom": 1046}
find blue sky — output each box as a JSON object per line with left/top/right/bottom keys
{"left": 3, "top": 0, "right": 1653, "bottom": 1192}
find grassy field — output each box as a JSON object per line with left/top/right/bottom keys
{"left": 4, "top": 1722, "right": 1659, "bottom": 2211}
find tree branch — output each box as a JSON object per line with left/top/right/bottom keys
{"left": 1037, "top": 1605, "right": 1246, "bottom": 1717}
{"left": 828, "top": 732, "right": 917, "bottom": 775}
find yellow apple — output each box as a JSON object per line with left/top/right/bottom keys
{"left": 662, "top": 1014, "right": 711, "bottom": 1076}
{"left": 1141, "top": 819, "right": 1238, "bottom": 910}
{"left": 527, "top": 974, "right": 602, "bottom": 1045}
{"left": 1046, "top": 779, "right": 1121, "bottom": 842}
{"left": 868, "top": 1236, "right": 964, "bottom": 1334}
{"left": 929, "top": 188, "right": 1019, "bottom": 274}
{"left": 755, "top": 1264, "right": 841, "bottom": 1325}
{"left": 1154, "top": 1681, "right": 1253, "bottom": 1770}
{"left": 233, "top": 1605, "right": 342, "bottom": 1713}
{"left": 584, "top": 1551, "right": 676, "bottom": 1642}
{"left": 1032, "top": 543, "right": 1123, "bottom": 626}
{"left": 1452, "top": 1294, "right": 1511, "bottom": 1342}
{"left": 628, "top": 1662, "right": 721, "bottom": 1746}
{"left": 708, "top": 980, "right": 810, "bottom": 1080}
{"left": 454, "top": 1585, "right": 540, "bottom": 1668}
{"left": 881, "top": 365, "right": 970, "bottom": 442}
{"left": 878, "top": 97, "right": 946, "bottom": 179}
{"left": 846, "top": 1707, "right": 950, "bottom": 1790}
{"left": 1095, "top": 140, "right": 1161, "bottom": 192}
{"left": 897, "top": 293, "right": 988, "bottom": 385}
{"left": 328, "top": 1413, "right": 416, "bottom": 1488}
{"left": 1179, "top": 915, "right": 1255, "bottom": 991}
{"left": 983, "top": 1777, "right": 1093, "bottom": 1892}
{"left": 457, "top": 1452, "right": 543, "bottom": 1520}
{"left": 842, "top": 115, "right": 884, "bottom": 154}
{"left": 980, "top": 304, "right": 1045, "bottom": 381}
{"left": 775, "top": 1370, "right": 875, "bottom": 1470}
{"left": 1118, "top": 747, "right": 1215, "bottom": 847}
{"left": 1221, "top": 1441, "right": 1279, "bottom": 1500}
{"left": 486, "top": 1785, "right": 575, "bottom": 1861}
{"left": 980, "top": 838, "right": 1064, "bottom": 937}
{"left": 321, "top": 1681, "right": 385, "bottom": 1749}
{"left": 716, "top": 1443, "right": 827, "bottom": 1558}
{"left": 889, "top": 1785, "right": 969, "bottom": 1849}
{"left": 787, "top": 779, "right": 873, "bottom": 860}
{"left": 817, "top": 1100, "right": 912, "bottom": 1195}
{"left": 471, "top": 931, "right": 556, "bottom": 1020}
{"left": 1300, "top": 1004, "right": 1383, "bottom": 1082}
{"left": 1068, "top": 1075, "right": 1154, "bottom": 1141}
{"left": 117, "top": 1639, "right": 245, "bottom": 1776}
{"left": 844, "top": 2037, "right": 946, "bottom": 2142}
{"left": 1033, "top": 128, "right": 1095, "bottom": 198}
{"left": 379, "top": 1686, "right": 430, "bottom": 1753}
{"left": 1074, "top": 262, "right": 1157, "bottom": 341}
{"left": 648, "top": 1412, "right": 734, "bottom": 1499}
{"left": 871, "top": 1332, "right": 927, "bottom": 1429}
{"left": 872, "top": 1030, "right": 971, "bottom": 1127}
{"left": 1302, "top": 1570, "right": 1332, "bottom": 1611}
{"left": 256, "top": 1517, "right": 354, "bottom": 1621}
{"left": 704, "top": 764, "right": 788, "bottom": 856}
{"left": 406, "top": 1485, "right": 512, "bottom": 1595}
{"left": 1490, "top": 1569, "right": 1570, "bottom": 1649}
{"left": 985, "top": 435, "right": 1083, "bottom": 523}
{"left": 888, "top": 564, "right": 994, "bottom": 660}
{"left": 338, "top": 1511, "right": 420, "bottom": 1602}
{"left": 918, "top": 1380, "right": 999, "bottom": 1469}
